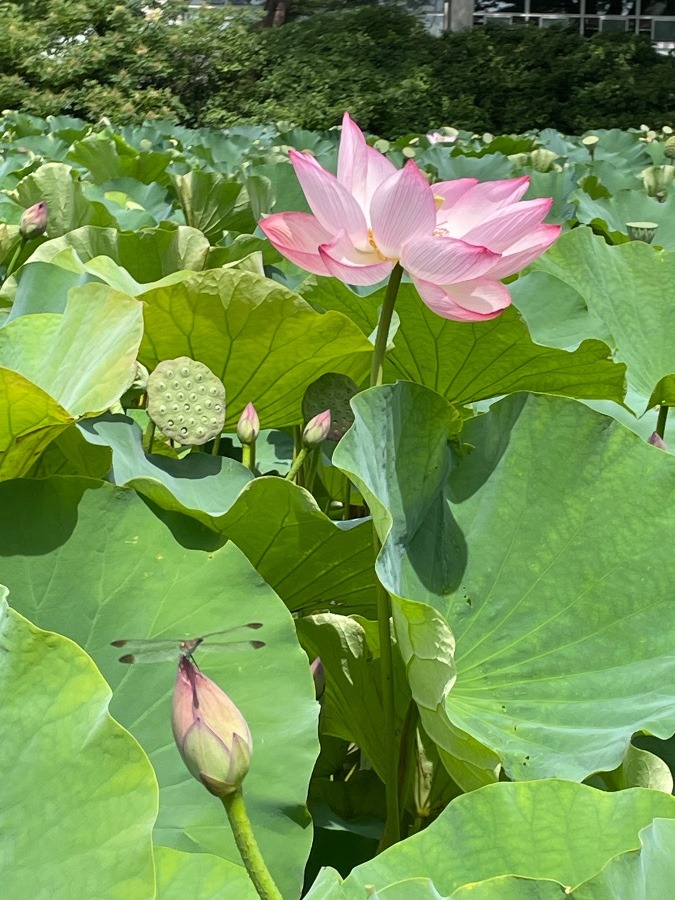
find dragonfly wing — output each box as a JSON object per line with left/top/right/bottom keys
{"left": 198, "top": 639, "right": 265, "bottom": 654}
{"left": 111, "top": 639, "right": 179, "bottom": 664}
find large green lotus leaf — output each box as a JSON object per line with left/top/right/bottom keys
{"left": 11, "top": 162, "right": 116, "bottom": 236}
{"left": 333, "top": 385, "right": 675, "bottom": 784}
{"left": 306, "top": 280, "right": 625, "bottom": 405}
{"left": 0, "top": 477, "right": 319, "bottom": 900}
{"left": 78, "top": 416, "right": 376, "bottom": 614}
{"left": 26, "top": 224, "right": 210, "bottom": 283}
{"left": 35, "top": 422, "right": 112, "bottom": 478}
{"left": 338, "top": 781, "right": 675, "bottom": 898}
{"left": 68, "top": 135, "right": 172, "bottom": 186}
{"left": 79, "top": 415, "right": 253, "bottom": 531}
{"left": 510, "top": 270, "right": 614, "bottom": 350}
{"left": 93, "top": 178, "right": 177, "bottom": 224}
{"left": 573, "top": 187, "right": 675, "bottom": 248}
{"left": 139, "top": 269, "right": 372, "bottom": 429}
{"left": 173, "top": 170, "right": 255, "bottom": 242}
{"left": 0, "top": 590, "right": 157, "bottom": 899}
{"left": 0, "top": 284, "right": 143, "bottom": 416}
{"left": 573, "top": 818, "right": 675, "bottom": 899}
{"left": 528, "top": 227, "right": 675, "bottom": 410}
{"left": 6, "top": 260, "right": 96, "bottom": 319}
{"left": 0, "top": 368, "right": 73, "bottom": 479}
{"left": 154, "top": 847, "right": 257, "bottom": 900}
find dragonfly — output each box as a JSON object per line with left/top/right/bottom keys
{"left": 111, "top": 622, "right": 265, "bottom": 665}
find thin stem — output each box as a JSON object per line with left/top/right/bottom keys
{"left": 285, "top": 446, "right": 308, "bottom": 482}
{"left": 370, "top": 262, "right": 403, "bottom": 388}
{"left": 222, "top": 791, "right": 283, "bottom": 900}
{"left": 211, "top": 433, "right": 222, "bottom": 456}
{"left": 342, "top": 475, "right": 351, "bottom": 521}
{"left": 5, "top": 235, "right": 27, "bottom": 279}
{"left": 145, "top": 420, "right": 156, "bottom": 454}
{"left": 656, "top": 404, "right": 669, "bottom": 439}
{"left": 242, "top": 442, "right": 256, "bottom": 472}
{"left": 375, "top": 555, "right": 400, "bottom": 851}
{"left": 369, "top": 265, "right": 405, "bottom": 851}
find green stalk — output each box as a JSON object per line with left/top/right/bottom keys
{"left": 211, "top": 433, "right": 222, "bottom": 456}
{"left": 222, "top": 790, "right": 283, "bottom": 900}
{"left": 370, "top": 263, "right": 403, "bottom": 388}
{"left": 285, "top": 446, "right": 308, "bottom": 482}
{"left": 145, "top": 420, "right": 156, "bottom": 454}
{"left": 5, "top": 235, "right": 26, "bottom": 279}
{"left": 370, "top": 264, "right": 404, "bottom": 851}
{"left": 656, "top": 404, "right": 669, "bottom": 440}
{"left": 242, "top": 441, "right": 256, "bottom": 472}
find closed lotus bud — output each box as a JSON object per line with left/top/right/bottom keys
{"left": 237, "top": 402, "right": 260, "bottom": 446}
{"left": 172, "top": 656, "right": 252, "bottom": 799}
{"left": 19, "top": 201, "right": 47, "bottom": 239}
{"left": 648, "top": 431, "right": 667, "bottom": 450}
{"left": 310, "top": 657, "right": 325, "bottom": 700}
{"left": 302, "top": 409, "right": 331, "bottom": 448}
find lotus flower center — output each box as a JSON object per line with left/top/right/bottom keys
{"left": 367, "top": 228, "right": 397, "bottom": 262}
{"left": 434, "top": 194, "right": 445, "bottom": 210}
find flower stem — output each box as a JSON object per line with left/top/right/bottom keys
{"left": 656, "top": 404, "right": 669, "bottom": 439}
{"left": 242, "top": 442, "right": 256, "bottom": 472}
{"left": 222, "top": 790, "right": 283, "bottom": 900}
{"left": 285, "top": 446, "right": 308, "bottom": 482}
{"left": 369, "top": 265, "right": 404, "bottom": 851}
{"left": 211, "top": 433, "right": 222, "bottom": 456}
{"left": 5, "top": 235, "right": 27, "bottom": 279}
{"left": 370, "top": 263, "right": 403, "bottom": 388}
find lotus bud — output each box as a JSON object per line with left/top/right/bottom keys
{"left": 237, "top": 402, "right": 260, "bottom": 446}
{"left": 530, "top": 148, "right": 559, "bottom": 173}
{"left": 19, "top": 201, "right": 47, "bottom": 239}
{"left": 172, "top": 656, "right": 252, "bottom": 799}
{"left": 626, "top": 221, "right": 659, "bottom": 243}
{"left": 664, "top": 136, "right": 675, "bottom": 159}
{"left": 648, "top": 431, "right": 667, "bottom": 450}
{"left": 310, "top": 657, "right": 325, "bottom": 700}
{"left": 302, "top": 410, "right": 331, "bottom": 448}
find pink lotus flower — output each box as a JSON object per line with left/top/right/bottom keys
{"left": 260, "top": 113, "right": 560, "bottom": 322}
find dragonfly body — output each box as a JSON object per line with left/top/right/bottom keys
{"left": 111, "top": 623, "right": 264, "bottom": 664}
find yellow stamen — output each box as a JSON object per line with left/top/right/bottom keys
{"left": 434, "top": 194, "right": 445, "bottom": 210}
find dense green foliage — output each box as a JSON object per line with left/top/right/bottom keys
{"left": 2, "top": 1, "right": 675, "bottom": 135}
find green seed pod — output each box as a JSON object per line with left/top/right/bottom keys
{"left": 147, "top": 357, "right": 225, "bottom": 446}
{"left": 302, "top": 373, "right": 359, "bottom": 442}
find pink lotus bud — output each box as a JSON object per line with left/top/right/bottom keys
{"left": 302, "top": 409, "right": 331, "bottom": 448}
{"left": 310, "top": 657, "right": 325, "bottom": 700}
{"left": 648, "top": 431, "right": 667, "bottom": 450}
{"left": 172, "top": 657, "right": 252, "bottom": 799}
{"left": 237, "top": 402, "right": 260, "bottom": 446}
{"left": 19, "top": 201, "right": 47, "bottom": 239}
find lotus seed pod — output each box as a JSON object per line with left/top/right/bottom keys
{"left": 19, "top": 201, "right": 47, "bottom": 239}
{"left": 664, "top": 136, "right": 675, "bottom": 159}
{"left": 626, "top": 221, "right": 659, "bottom": 244}
{"left": 302, "top": 373, "right": 359, "bottom": 442}
{"left": 662, "top": 125, "right": 673, "bottom": 135}
{"left": 582, "top": 135, "right": 600, "bottom": 147}
{"left": 147, "top": 356, "right": 225, "bottom": 446}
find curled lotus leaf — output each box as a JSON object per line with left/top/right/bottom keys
{"left": 147, "top": 356, "right": 225, "bottom": 446}
{"left": 302, "top": 372, "right": 360, "bottom": 442}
